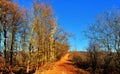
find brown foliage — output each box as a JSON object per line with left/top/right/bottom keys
{"left": 0, "top": 0, "right": 70, "bottom": 73}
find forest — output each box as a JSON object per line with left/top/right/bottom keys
{"left": 0, "top": 0, "right": 120, "bottom": 74}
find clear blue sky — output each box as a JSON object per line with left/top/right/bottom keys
{"left": 18, "top": 0, "right": 120, "bottom": 51}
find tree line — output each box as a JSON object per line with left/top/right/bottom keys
{"left": 70, "top": 8, "right": 120, "bottom": 74}
{"left": 85, "top": 9, "right": 120, "bottom": 74}
{"left": 0, "top": 0, "right": 70, "bottom": 73}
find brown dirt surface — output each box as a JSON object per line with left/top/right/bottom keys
{"left": 34, "top": 53, "right": 90, "bottom": 74}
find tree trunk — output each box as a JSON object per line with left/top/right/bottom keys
{"left": 3, "top": 26, "right": 7, "bottom": 65}
{"left": 10, "top": 26, "right": 15, "bottom": 65}
{"left": 3, "top": 12, "right": 7, "bottom": 65}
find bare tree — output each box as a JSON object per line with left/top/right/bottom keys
{"left": 85, "top": 9, "right": 120, "bottom": 74}
{"left": 87, "top": 40, "right": 100, "bottom": 74}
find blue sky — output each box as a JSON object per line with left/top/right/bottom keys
{"left": 18, "top": 0, "right": 120, "bottom": 51}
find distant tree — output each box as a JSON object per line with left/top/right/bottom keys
{"left": 85, "top": 9, "right": 120, "bottom": 74}
{"left": 87, "top": 40, "right": 101, "bottom": 74}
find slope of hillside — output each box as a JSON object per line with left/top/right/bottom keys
{"left": 34, "top": 53, "right": 90, "bottom": 74}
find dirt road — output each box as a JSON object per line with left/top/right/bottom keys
{"left": 34, "top": 53, "right": 90, "bottom": 74}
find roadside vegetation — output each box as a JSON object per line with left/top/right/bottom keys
{"left": 71, "top": 9, "right": 120, "bottom": 74}
{"left": 0, "top": 0, "right": 70, "bottom": 73}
